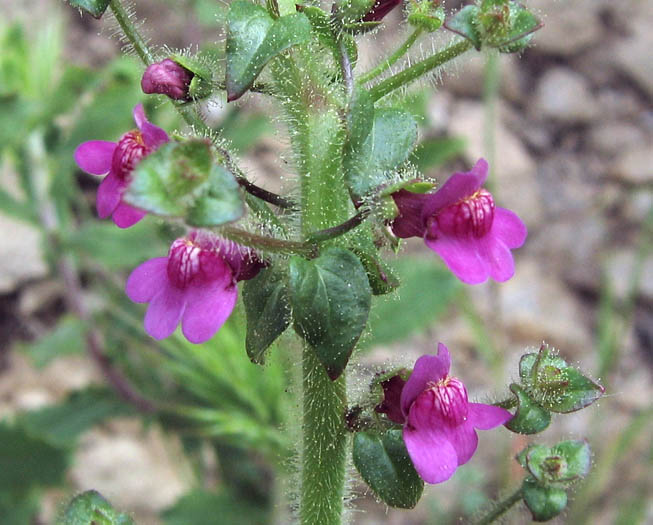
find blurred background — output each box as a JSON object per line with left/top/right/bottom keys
{"left": 0, "top": 0, "right": 651, "bottom": 523}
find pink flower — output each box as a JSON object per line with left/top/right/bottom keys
{"left": 74, "top": 104, "right": 169, "bottom": 228}
{"left": 391, "top": 159, "right": 527, "bottom": 284}
{"left": 399, "top": 344, "right": 513, "bottom": 483}
{"left": 126, "top": 231, "right": 264, "bottom": 344}
{"left": 363, "top": 0, "right": 402, "bottom": 22}
{"left": 141, "top": 59, "right": 193, "bottom": 101}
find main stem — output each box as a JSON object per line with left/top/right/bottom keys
{"left": 272, "top": 53, "right": 351, "bottom": 524}
{"left": 473, "top": 487, "right": 523, "bottom": 525}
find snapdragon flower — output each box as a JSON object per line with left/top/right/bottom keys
{"left": 126, "top": 231, "right": 264, "bottom": 344}
{"left": 74, "top": 104, "right": 169, "bottom": 228}
{"left": 377, "top": 343, "right": 512, "bottom": 484}
{"left": 391, "top": 159, "right": 527, "bottom": 284}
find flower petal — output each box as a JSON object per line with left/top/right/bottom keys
{"left": 133, "top": 104, "right": 169, "bottom": 149}
{"left": 400, "top": 343, "right": 451, "bottom": 416}
{"left": 479, "top": 236, "right": 515, "bottom": 283}
{"left": 96, "top": 172, "right": 124, "bottom": 219}
{"left": 403, "top": 425, "right": 458, "bottom": 484}
{"left": 425, "top": 235, "right": 489, "bottom": 285}
{"left": 421, "top": 159, "right": 489, "bottom": 219}
{"left": 74, "top": 141, "right": 116, "bottom": 175}
{"left": 126, "top": 257, "right": 169, "bottom": 303}
{"left": 468, "top": 402, "right": 513, "bottom": 430}
{"left": 493, "top": 207, "right": 527, "bottom": 249}
{"left": 144, "top": 285, "right": 186, "bottom": 340}
{"left": 181, "top": 281, "right": 238, "bottom": 344}
{"left": 446, "top": 422, "right": 479, "bottom": 466}
{"left": 112, "top": 201, "right": 147, "bottom": 229}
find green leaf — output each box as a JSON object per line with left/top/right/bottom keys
{"left": 65, "top": 0, "right": 111, "bottom": 19}
{"left": 0, "top": 422, "right": 68, "bottom": 491}
{"left": 497, "top": 4, "right": 542, "bottom": 53}
{"left": 243, "top": 267, "right": 291, "bottom": 363}
{"left": 17, "top": 388, "right": 133, "bottom": 448}
{"left": 521, "top": 478, "right": 568, "bottom": 522}
{"left": 57, "top": 490, "right": 135, "bottom": 525}
{"left": 353, "top": 430, "right": 424, "bottom": 509}
{"left": 289, "top": 247, "right": 372, "bottom": 379}
{"left": 226, "top": 1, "right": 311, "bottom": 101}
{"left": 163, "top": 489, "right": 267, "bottom": 525}
{"left": 363, "top": 257, "right": 459, "bottom": 348}
{"left": 504, "top": 384, "right": 551, "bottom": 435}
{"left": 520, "top": 344, "right": 604, "bottom": 413}
{"left": 125, "top": 139, "right": 244, "bottom": 226}
{"left": 445, "top": 6, "right": 482, "bottom": 50}
{"left": 345, "top": 106, "right": 418, "bottom": 199}
{"left": 20, "top": 315, "right": 86, "bottom": 368}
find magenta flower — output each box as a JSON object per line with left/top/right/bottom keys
{"left": 391, "top": 159, "right": 527, "bottom": 284}
{"left": 74, "top": 104, "right": 169, "bottom": 228}
{"left": 397, "top": 343, "right": 512, "bottom": 484}
{"left": 126, "top": 231, "right": 265, "bottom": 344}
{"left": 141, "top": 59, "right": 193, "bottom": 101}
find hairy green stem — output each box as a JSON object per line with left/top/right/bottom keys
{"left": 494, "top": 396, "right": 517, "bottom": 410}
{"left": 358, "top": 28, "right": 423, "bottom": 85}
{"left": 218, "top": 226, "right": 313, "bottom": 256}
{"left": 109, "top": 0, "right": 154, "bottom": 65}
{"left": 474, "top": 487, "right": 523, "bottom": 525}
{"left": 368, "top": 39, "right": 472, "bottom": 101}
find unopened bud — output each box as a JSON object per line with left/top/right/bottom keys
{"left": 141, "top": 59, "right": 193, "bottom": 101}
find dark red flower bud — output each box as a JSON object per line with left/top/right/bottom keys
{"left": 374, "top": 373, "right": 407, "bottom": 424}
{"left": 141, "top": 59, "right": 193, "bottom": 101}
{"left": 363, "top": 0, "right": 402, "bottom": 22}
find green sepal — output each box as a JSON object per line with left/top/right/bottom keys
{"left": 520, "top": 344, "right": 604, "bottom": 414}
{"left": 504, "top": 383, "right": 551, "bottom": 435}
{"left": 521, "top": 478, "right": 568, "bottom": 522}
{"left": 445, "top": 6, "right": 482, "bottom": 50}
{"left": 379, "top": 178, "right": 435, "bottom": 198}
{"left": 242, "top": 267, "right": 291, "bottom": 363}
{"left": 521, "top": 440, "right": 591, "bottom": 487}
{"left": 353, "top": 430, "right": 424, "bottom": 509}
{"left": 493, "top": 4, "right": 542, "bottom": 53}
{"left": 125, "top": 139, "right": 244, "bottom": 227}
{"left": 408, "top": 5, "right": 445, "bottom": 33}
{"left": 226, "top": 1, "right": 311, "bottom": 101}
{"left": 65, "top": 0, "right": 111, "bottom": 19}
{"left": 57, "top": 490, "right": 134, "bottom": 525}
{"left": 170, "top": 54, "right": 214, "bottom": 100}
{"left": 334, "top": 0, "right": 375, "bottom": 25}
{"left": 289, "top": 247, "right": 372, "bottom": 380}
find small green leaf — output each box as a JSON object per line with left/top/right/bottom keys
{"left": 353, "top": 430, "right": 424, "bottom": 508}
{"left": 504, "top": 384, "right": 551, "bottom": 435}
{"left": 226, "top": 1, "right": 311, "bottom": 101}
{"left": 497, "top": 5, "right": 542, "bottom": 53}
{"left": 289, "top": 248, "right": 372, "bottom": 379}
{"left": 65, "top": 0, "right": 111, "bottom": 19}
{"left": 345, "top": 106, "right": 418, "bottom": 200}
{"left": 521, "top": 478, "right": 568, "bottom": 522}
{"left": 57, "top": 490, "right": 134, "bottom": 525}
{"left": 125, "top": 139, "right": 244, "bottom": 226}
{"left": 445, "top": 6, "right": 482, "bottom": 50}
{"left": 243, "top": 267, "right": 291, "bottom": 363}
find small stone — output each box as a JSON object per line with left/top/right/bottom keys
{"left": 0, "top": 215, "right": 48, "bottom": 293}
{"left": 609, "top": 147, "right": 653, "bottom": 185}
{"left": 588, "top": 121, "right": 646, "bottom": 156}
{"left": 622, "top": 189, "right": 653, "bottom": 224}
{"left": 605, "top": 250, "right": 653, "bottom": 302}
{"left": 527, "top": 0, "right": 604, "bottom": 56}
{"left": 533, "top": 67, "right": 597, "bottom": 123}
{"left": 613, "top": 17, "right": 653, "bottom": 98}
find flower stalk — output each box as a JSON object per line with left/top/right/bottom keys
{"left": 109, "top": 0, "right": 154, "bottom": 65}
{"left": 368, "top": 39, "right": 472, "bottom": 101}
{"left": 473, "top": 487, "right": 523, "bottom": 525}
{"left": 358, "top": 28, "right": 423, "bottom": 85}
